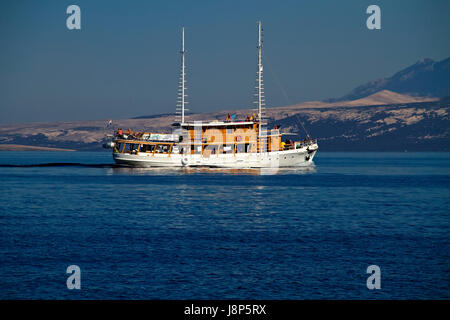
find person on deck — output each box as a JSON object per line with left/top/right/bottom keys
{"left": 285, "top": 139, "right": 292, "bottom": 149}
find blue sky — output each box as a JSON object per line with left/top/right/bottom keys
{"left": 0, "top": 0, "right": 449, "bottom": 123}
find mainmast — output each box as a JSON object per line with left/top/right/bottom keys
{"left": 176, "top": 27, "right": 188, "bottom": 124}
{"left": 254, "top": 21, "right": 266, "bottom": 151}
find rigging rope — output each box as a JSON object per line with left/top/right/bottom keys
{"left": 264, "top": 53, "right": 310, "bottom": 138}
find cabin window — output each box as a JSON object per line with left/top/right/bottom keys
{"left": 114, "top": 142, "right": 123, "bottom": 153}
{"left": 140, "top": 144, "right": 155, "bottom": 153}
{"left": 202, "top": 145, "right": 217, "bottom": 155}
{"left": 155, "top": 144, "right": 170, "bottom": 153}
{"left": 125, "top": 143, "right": 139, "bottom": 154}
{"left": 223, "top": 145, "right": 233, "bottom": 154}
{"left": 236, "top": 144, "right": 246, "bottom": 153}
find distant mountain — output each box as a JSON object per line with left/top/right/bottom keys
{"left": 331, "top": 57, "right": 450, "bottom": 101}
{"left": 132, "top": 113, "right": 174, "bottom": 119}
{"left": 271, "top": 99, "right": 450, "bottom": 152}
{"left": 332, "top": 89, "right": 437, "bottom": 106}
{"left": 1, "top": 73, "right": 449, "bottom": 152}
{"left": 278, "top": 90, "right": 437, "bottom": 114}
{"left": 1, "top": 97, "right": 449, "bottom": 152}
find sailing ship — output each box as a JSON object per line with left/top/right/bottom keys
{"left": 106, "top": 22, "right": 318, "bottom": 168}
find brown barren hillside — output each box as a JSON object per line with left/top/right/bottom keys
{"left": 0, "top": 90, "right": 445, "bottom": 151}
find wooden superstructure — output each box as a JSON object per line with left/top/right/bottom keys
{"left": 113, "top": 120, "right": 285, "bottom": 157}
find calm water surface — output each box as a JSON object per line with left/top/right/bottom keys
{"left": 0, "top": 152, "right": 449, "bottom": 299}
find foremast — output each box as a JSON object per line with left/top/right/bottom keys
{"left": 176, "top": 27, "right": 188, "bottom": 124}
{"left": 255, "top": 21, "right": 266, "bottom": 153}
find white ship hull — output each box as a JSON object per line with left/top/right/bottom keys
{"left": 113, "top": 143, "right": 318, "bottom": 168}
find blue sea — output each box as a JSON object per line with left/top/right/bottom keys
{"left": 0, "top": 151, "right": 449, "bottom": 299}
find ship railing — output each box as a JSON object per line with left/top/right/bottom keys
{"left": 114, "top": 133, "right": 178, "bottom": 143}
{"left": 283, "top": 138, "right": 317, "bottom": 150}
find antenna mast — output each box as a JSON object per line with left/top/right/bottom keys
{"left": 176, "top": 27, "right": 188, "bottom": 124}
{"left": 254, "top": 21, "right": 266, "bottom": 151}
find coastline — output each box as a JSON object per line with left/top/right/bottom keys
{"left": 0, "top": 144, "right": 76, "bottom": 152}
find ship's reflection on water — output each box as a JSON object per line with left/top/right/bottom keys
{"left": 107, "top": 164, "right": 317, "bottom": 175}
